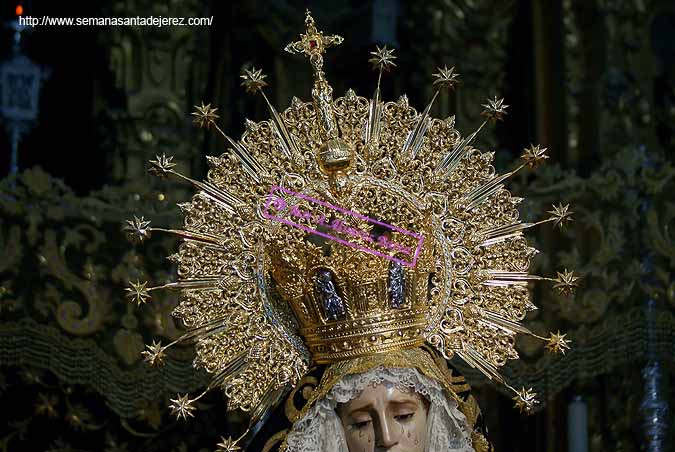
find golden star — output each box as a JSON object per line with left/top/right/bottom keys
{"left": 124, "top": 216, "right": 152, "bottom": 244}
{"left": 368, "top": 45, "right": 397, "bottom": 72}
{"left": 215, "top": 436, "right": 242, "bottom": 452}
{"left": 141, "top": 340, "right": 166, "bottom": 367}
{"left": 481, "top": 96, "right": 509, "bottom": 122}
{"left": 512, "top": 387, "right": 538, "bottom": 414}
{"left": 545, "top": 331, "right": 571, "bottom": 355}
{"left": 240, "top": 67, "right": 268, "bottom": 94}
{"left": 35, "top": 393, "right": 59, "bottom": 418}
{"left": 520, "top": 144, "right": 549, "bottom": 169}
{"left": 191, "top": 102, "right": 220, "bottom": 129}
{"left": 553, "top": 269, "right": 579, "bottom": 296}
{"left": 169, "top": 394, "right": 196, "bottom": 421}
{"left": 547, "top": 203, "right": 574, "bottom": 229}
{"left": 125, "top": 280, "right": 150, "bottom": 306}
{"left": 432, "top": 65, "right": 460, "bottom": 90}
{"left": 148, "top": 154, "right": 176, "bottom": 178}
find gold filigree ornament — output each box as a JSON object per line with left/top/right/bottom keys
{"left": 123, "top": 9, "right": 579, "bottom": 446}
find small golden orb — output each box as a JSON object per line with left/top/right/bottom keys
{"left": 317, "top": 137, "right": 353, "bottom": 174}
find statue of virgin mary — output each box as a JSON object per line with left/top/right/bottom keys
{"left": 271, "top": 348, "right": 493, "bottom": 452}
{"left": 126, "top": 9, "right": 575, "bottom": 452}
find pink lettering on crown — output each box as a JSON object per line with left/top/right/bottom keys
{"left": 262, "top": 185, "right": 424, "bottom": 267}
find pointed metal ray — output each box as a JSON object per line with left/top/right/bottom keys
{"left": 168, "top": 170, "right": 243, "bottom": 215}
{"left": 483, "top": 270, "right": 545, "bottom": 287}
{"left": 249, "top": 384, "right": 287, "bottom": 426}
{"left": 365, "top": 45, "right": 396, "bottom": 149}
{"left": 364, "top": 85, "right": 383, "bottom": 146}
{"left": 463, "top": 170, "right": 515, "bottom": 210}
{"left": 132, "top": 278, "right": 226, "bottom": 306}
{"left": 456, "top": 346, "right": 504, "bottom": 383}
{"left": 260, "top": 91, "right": 301, "bottom": 164}
{"left": 207, "top": 351, "right": 251, "bottom": 390}
{"left": 211, "top": 123, "right": 266, "bottom": 183}
{"left": 464, "top": 162, "right": 529, "bottom": 210}
{"left": 165, "top": 318, "right": 225, "bottom": 348}
{"left": 149, "top": 227, "right": 226, "bottom": 247}
{"left": 172, "top": 315, "right": 238, "bottom": 344}
{"left": 482, "top": 310, "right": 533, "bottom": 335}
{"left": 479, "top": 211, "right": 567, "bottom": 247}
{"left": 154, "top": 277, "right": 224, "bottom": 291}
{"left": 435, "top": 120, "right": 487, "bottom": 175}
{"left": 402, "top": 91, "right": 439, "bottom": 159}
{"left": 480, "top": 222, "right": 534, "bottom": 247}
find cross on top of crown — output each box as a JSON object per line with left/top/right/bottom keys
{"left": 284, "top": 10, "right": 343, "bottom": 69}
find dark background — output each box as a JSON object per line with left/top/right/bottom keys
{"left": 0, "top": 0, "right": 674, "bottom": 451}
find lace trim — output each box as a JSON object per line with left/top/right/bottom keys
{"left": 285, "top": 366, "right": 474, "bottom": 452}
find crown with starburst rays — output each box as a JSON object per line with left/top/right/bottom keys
{"left": 123, "top": 9, "right": 577, "bottom": 448}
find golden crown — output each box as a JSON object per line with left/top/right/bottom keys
{"left": 124, "top": 10, "right": 578, "bottom": 446}
{"left": 268, "top": 205, "right": 434, "bottom": 363}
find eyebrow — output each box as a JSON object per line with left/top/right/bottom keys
{"left": 344, "top": 403, "right": 374, "bottom": 416}
{"left": 345, "top": 399, "right": 420, "bottom": 416}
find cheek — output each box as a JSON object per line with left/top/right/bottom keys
{"left": 345, "top": 427, "right": 374, "bottom": 451}
{"left": 399, "top": 412, "right": 428, "bottom": 450}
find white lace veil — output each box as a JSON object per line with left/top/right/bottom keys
{"left": 284, "top": 366, "right": 474, "bottom": 452}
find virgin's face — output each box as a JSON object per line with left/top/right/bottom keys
{"left": 337, "top": 384, "right": 428, "bottom": 452}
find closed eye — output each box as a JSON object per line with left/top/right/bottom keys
{"left": 352, "top": 420, "right": 372, "bottom": 429}
{"left": 395, "top": 412, "right": 415, "bottom": 422}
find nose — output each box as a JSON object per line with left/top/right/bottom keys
{"left": 375, "top": 417, "right": 399, "bottom": 449}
